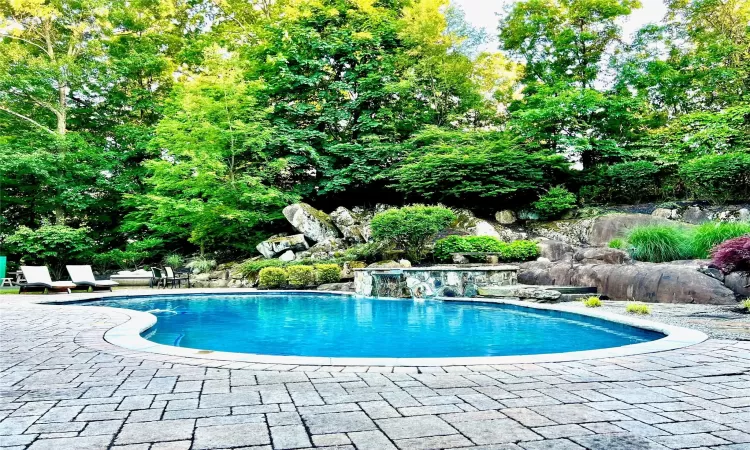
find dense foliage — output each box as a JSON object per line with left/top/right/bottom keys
{"left": 371, "top": 206, "right": 456, "bottom": 262}
{"left": 4, "top": 224, "right": 95, "bottom": 278}
{"left": 711, "top": 237, "right": 750, "bottom": 274}
{"left": 617, "top": 222, "right": 750, "bottom": 262}
{"left": 2, "top": 0, "right": 748, "bottom": 262}
{"left": 433, "top": 235, "right": 539, "bottom": 262}
{"left": 626, "top": 226, "right": 693, "bottom": 263}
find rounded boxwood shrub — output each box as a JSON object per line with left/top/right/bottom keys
{"left": 315, "top": 264, "right": 341, "bottom": 284}
{"left": 259, "top": 267, "right": 288, "bottom": 288}
{"left": 433, "top": 235, "right": 539, "bottom": 262}
{"left": 287, "top": 265, "right": 315, "bottom": 287}
{"left": 532, "top": 187, "right": 577, "bottom": 219}
{"left": 503, "top": 240, "right": 540, "bottom": 261}
{"left": 679, "top": 153, "right": 750, "bottom": 204}
{"left": 433, "top": 235, "right": 475, "bottom": 262}
{"left": 371, "top": 205, "right": 456, "bottom": 262}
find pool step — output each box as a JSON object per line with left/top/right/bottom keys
{"left": 476, "top": 284, "right": 598, "bottom": 303}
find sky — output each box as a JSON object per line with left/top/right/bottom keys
{"left": 454, "top": 0, "right": 669, "bottom": 49}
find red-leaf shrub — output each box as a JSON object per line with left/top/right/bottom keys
{"left": 711, "top": 236, "right": 750, "bottom": 273}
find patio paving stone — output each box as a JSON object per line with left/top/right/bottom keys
{"left": 0, "top": 291, "right": 748, "bottom": 449}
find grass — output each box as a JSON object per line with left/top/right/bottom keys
{"left": 626, "top": 225, "right": 693, "bottom": 263}
{"left": 740, "top": 299, "right": 750, "bottom": 312}
{"left": 608, "top": 238, "right": 625, "bottom": 250}
{"left": 0, "top": 287, "right": 20, "bottom": 295}
{"left": 626, "top": 302, "right": 651, "bottom": 315}
{"left": 690, "top": 221, "right": 750, "bottom": 258}
{"left": 623, "top": 221, "right": 750, "bottom": 262}
{"left": 582, "top": 296, "right": 602, "bottom": 307}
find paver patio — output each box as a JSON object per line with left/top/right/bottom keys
{"left": 0, "top": 291, "right": 748, "bottom": 450}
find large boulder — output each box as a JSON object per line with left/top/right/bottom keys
{"left": 519, "top": 261, "right": 737, "bottom": 305}
{"left": 724, "top": 271, "right": 750, "bottom": 297}
{"left": 537, "top": 239, "right": 575, "bottom": 262}
{"left": 495, "top": 210, "right": 517, "bottom": 225}
{"left": 478, "top": 285, "right": 562, "bottom": 303}
{"left": 330, "top": 206, "right": 372, "bottom": 243}
{"left": 529, "top": 213, "right": 678, "bottom": 247}
{"left": 298, "top": 238, "right": 346, "bottom": 260}
{"left": 588, "top": 214, "right": 675, "bottom": 246}
{"left": 681, "top": 206, "right": 711, "bottom": 224}
{"left": 283, "top": 203, "right": 341, "bottom": 243}
{"left": 574, "top": 247, "right": 631, "bottom": 265}
{"left": 472, "top": 219, "right": 502, "bottom": 239}
{"left": 256, "top": 234, "right": 309, "bottom": 258}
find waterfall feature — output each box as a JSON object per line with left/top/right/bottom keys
{"left": 354, "top": 265, "right": 520, "bottom": 299}
{"left": 372, "top": 271, "right": 406, "bottom": 298}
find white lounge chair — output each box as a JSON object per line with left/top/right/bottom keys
{"left": 67, "top": 265, "right": 119, "bottom": 292}
{"left": 19, "top": 266, "right": 77, "bottom": 294}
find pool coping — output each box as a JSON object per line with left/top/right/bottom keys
{"left": 69, "top": 289, "right": 710, "bottom": 367}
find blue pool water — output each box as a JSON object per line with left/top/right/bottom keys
{"left": 85, "top": 293, "right": 663, "bottom": 358}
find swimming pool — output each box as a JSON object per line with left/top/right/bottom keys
{"left": 85, "top": 292, "right": 665, "bottom": 359}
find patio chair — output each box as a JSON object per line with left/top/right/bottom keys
{"left": 164, "top": 266, "right": 191, "bottom": 289}
{"left": 19, "top": 266, "right": 77, "bottom": 294}
{"left": 151, "top": 267, "right": 167, "bottom": 288}
{"left": 66, "top": 265, "right": 119, "bottom": 292}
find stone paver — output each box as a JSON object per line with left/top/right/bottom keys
{"left": 0, "top": 291, "right": 749, "bottom": 450}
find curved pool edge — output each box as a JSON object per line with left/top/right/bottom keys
{"left": 94, "top": 290, "right": 709, "bottom": 367}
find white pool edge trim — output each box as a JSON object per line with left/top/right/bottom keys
{"left": 90, "top": 290, "right": 708, "bottom": 366}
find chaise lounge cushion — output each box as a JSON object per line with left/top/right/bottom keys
{"left": 20, "top": 266, "right": 76, "bottom": 290}
{"left": 66, "top": 265, "right": 119, "bottom": 288}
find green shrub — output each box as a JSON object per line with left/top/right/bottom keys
{"left": 287, "top": 265, "right": 315, "bottom": 287}
{"left": 679, "top": 153, "right": 750, "bottom": 204}
{"left": 608, "top": 238, "right": 625, "bottom": 249}
{"left": 582, "top": 297, "right": 602, "bottom": 307}
{"left": 187, "top": 257, "right": 217, "bottom": 274}
{"left": 433, "top": 236, "right": 539, "bottom": 262}
{"left": 464, "top": 236, "right": 506, "bottom": 253}
{"left": 339, "top": 242, "right": 384, "bottom": 263}
{"left": 4, "top": 224, "right": 96, "bottom": 279}
{"left": 164, "top": 254, "right": 184, "bottom": 268}
{"left": 503, "top": 240, "right": 540, "bottom": 261}
{"left": 740, "top": 299, "right": 750, "bottom": 312}
{"left": 315, "top": 264, "right": 341, "bottom": 284}
{"left": 626, "top": 225, "right": 693, "bottom": 263}
{"left": 389, "top": 128, "right": 571, "bottom": 207}
{"left": 690, "top": 221, "right": 750, "bottom": 258}
{"left": 236, "top": 259, "right": 286, "bottom": 278}
{"left": 371, "top": 205, "right": 456, "bottom": 262}
{"left": 626, "top": 302, "right": 651, "bottom": 315}
{"left": 433, "top": 235, "right": 476, "bottom": 261}
{"left": 259, "top": 267, "right": 288, "bottom": 288}
{"left": 532, "top": 187, "right": 577, "bottom": 219}
{"left": 606, "top": 161, "right": 662, "bottom": 203}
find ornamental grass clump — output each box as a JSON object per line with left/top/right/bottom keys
{"left": 287, "top": 265, "right": 315, "bottom": 287}
{"left": 582, "top": 297, "right": 602, "bottom": 308}
{"left": 608, "top": 238, "right": 625, "bottom": 249}
{"left": 691, "top": 221, "right": 750, "bottom": 259}
{"left": 626, "top": 225, "right": 692, "bottom": 263}
{"left": 258, "top": 267, "right": 288, "bottom": 288}
{"left": 626, "top": 302, "right": 651, "bottom": 315}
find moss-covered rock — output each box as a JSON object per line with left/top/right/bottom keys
{"left": 283, "top": 203, "right": 341, "bottom": 243}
